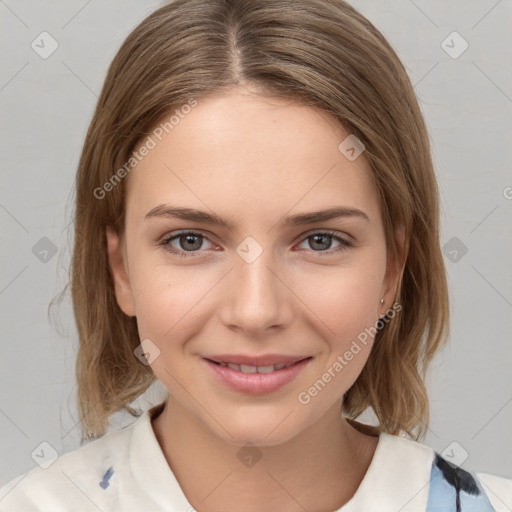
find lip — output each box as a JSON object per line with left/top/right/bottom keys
{"left": 203, "top": 356, "right": 312, "bottom": 395}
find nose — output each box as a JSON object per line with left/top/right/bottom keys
{"left": 218, "top": 244, "right": 294, "bottom": 335}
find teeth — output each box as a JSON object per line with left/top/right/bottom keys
{"left": 219, "top": 361, "right": 298, "bottom": 373}
{"left": 240, "top": 364, "right": 258, "bottom": 373}
{"left": 257, "top": 365, "right": 275, "bottom": 374}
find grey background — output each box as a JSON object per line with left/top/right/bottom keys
{"left": 1, "top": 0, "right": 511, "bottom": 486}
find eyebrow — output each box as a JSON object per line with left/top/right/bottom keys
{"left": 145, "top": 205, "right": 369, "bottom": 229}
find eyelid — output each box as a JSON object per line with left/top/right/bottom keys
{"left": 299, "top": 228, "right": 353, "bottom": 243}
{"left": 159, "top": 230, "right": 217, "bottom": 257}
{"left": 295, "top": 230, "right": 353, "bottom": 256}
{"left": 158, "top": 228, "right": 353, "bottom": 257}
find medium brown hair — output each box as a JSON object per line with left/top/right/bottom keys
{"left": 67, "top": 0, "right": 449, "bottom": 440}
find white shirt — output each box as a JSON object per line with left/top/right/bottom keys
{"left": 1, "top": 403, "right": 511, "bottom": 512}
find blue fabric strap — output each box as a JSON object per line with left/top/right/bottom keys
{"left": 426, "top": 453, "right": 495, "bottom": 511}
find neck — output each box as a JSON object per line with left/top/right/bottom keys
{"left": 151, "top": 398, "right": 379, "bottom": 512}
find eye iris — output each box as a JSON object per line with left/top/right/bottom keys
{"left": 180, "top": 234, "right": 202, "bottom": 251}
{"left": 310, "top": 234, "right": 331, "bottom": 251}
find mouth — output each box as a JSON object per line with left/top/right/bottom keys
{"left": 205, "top": 358, "right": 311, "bottom": 374}
{"left": 203, "top": 356, "right": 313, "bottom": 395}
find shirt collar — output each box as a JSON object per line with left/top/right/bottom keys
{"left": 338, "top": 426, "right": 435, "bottom": 511}
{"left": 129, "top": 402, "right": 194, "bottom": 509}
{"left": 129, "top": 403, "right": 435, "bottom": 512}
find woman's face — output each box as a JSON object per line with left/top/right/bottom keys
{"left": 107, "top": 88, "right": 400, "bottom": 446}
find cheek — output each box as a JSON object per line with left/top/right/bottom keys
{"left": 296, "top": 258, "right": 386, "bottom": 335}
{"left": 127, "top": 245, "right": 225, "bottom": 349}
{"left": 131, "top": 245, "right": 386, "bottom": 330}
{"left": 131, "top": 268, "right": 203, "bottom": 341}
{"left": 292, "top": 256, "right": 386, "bottom": 377}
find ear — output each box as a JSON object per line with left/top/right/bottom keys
{"left": 106, "top": 227, "right": 136, "bottom": 317}
{"left": 380, "top": 225, "right": 406, "bottom": 315}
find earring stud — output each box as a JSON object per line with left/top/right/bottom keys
{"left": 380, "top": 298, "right": 385, "bottom": 304}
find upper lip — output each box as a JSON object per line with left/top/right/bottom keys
{"left": 205, "top": 354, "right": 311, "bottom": 366}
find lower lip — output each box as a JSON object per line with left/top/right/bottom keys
{"left": 203, "top": 358, "right": 312, "bottom": 395}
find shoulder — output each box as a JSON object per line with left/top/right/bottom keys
{"left": 341, "top": 427, "right": 438, "bottom": 511}
{"left": 475, "top": 471, "right": 512, "bottom": 512}
{"left": 0, "top": 415, "right": 138, "bottom": 512}
{"left": 427, "top": 450, "right": 512, "bottom": 512}
{"left": 350, "top": 425, "right": 512, "bottom": 512}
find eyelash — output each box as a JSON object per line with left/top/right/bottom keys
{"left": 158, "top": 230, "right": 353, "bottom": 258}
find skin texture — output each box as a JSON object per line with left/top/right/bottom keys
{"left": 107, "top": 87, "right": 402, "bottom": 511}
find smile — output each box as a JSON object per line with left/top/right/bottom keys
{"left": 210, "top": 361, "right": 298, "bottom": 373}
{"left": 203, "top": 357, "right": 312, "bottom": 395}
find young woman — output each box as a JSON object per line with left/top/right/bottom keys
{"left": 1, "top": 0, "right": 510, "bottom": 511}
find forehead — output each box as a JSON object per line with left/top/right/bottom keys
{"left": 125, "top": 90, "right": 381, "bottom": 228}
